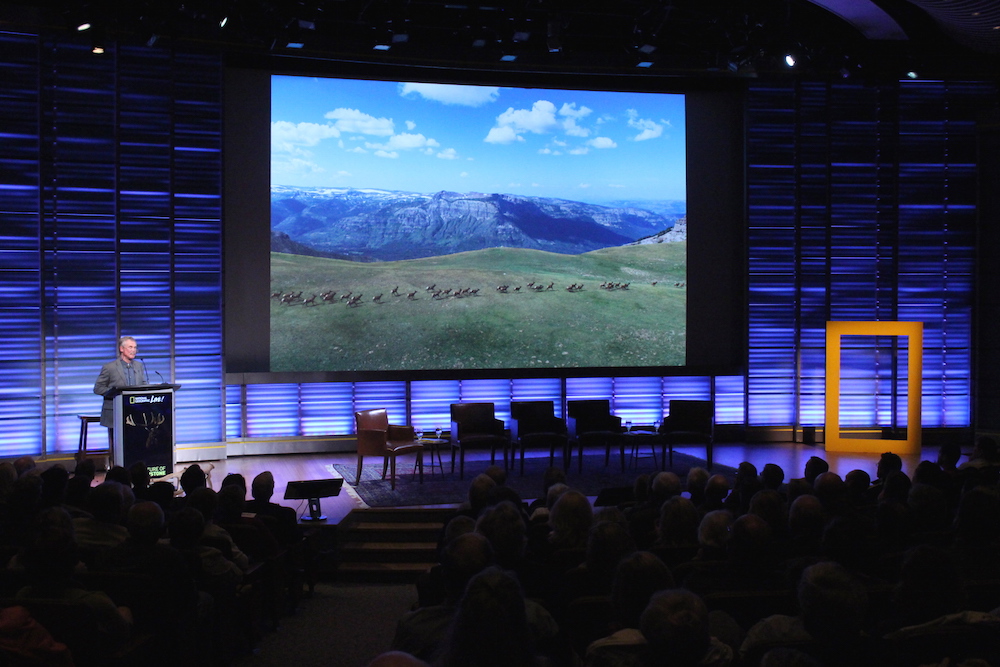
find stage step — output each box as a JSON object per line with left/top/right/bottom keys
{"left": 334, "top": 507, "right": 454, "bottom": 583}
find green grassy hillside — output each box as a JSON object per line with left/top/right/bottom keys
{"left": 270, "top": 243, "right": 686, "bottom": 372}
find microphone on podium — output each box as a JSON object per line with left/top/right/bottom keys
{"left": 140, "top": 357, "right": 167, "bottom": 384}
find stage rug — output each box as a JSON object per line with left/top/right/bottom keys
{"left": 329, "top": 452, "right": 734, "bottom": 508}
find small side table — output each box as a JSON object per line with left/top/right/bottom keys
{"left": 416, "top": 438, "right": 449, "bottom": 475}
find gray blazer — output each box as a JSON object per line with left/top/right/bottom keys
{"left": 93, "top": 359, "right": 147, "bottom": 427}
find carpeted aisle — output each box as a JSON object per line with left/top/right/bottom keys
{"left": 231, "top": 582, "right": 417, "bottom": 667}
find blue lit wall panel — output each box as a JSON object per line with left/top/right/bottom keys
{"left": 411, "top": 380, "right": 461, "bottom": 433}
{"left": 299, "top": 382, "right": 355, "bottom": 436}
{"left": 0, "top": 32, "right": 223, "bottom": 456}
{"left": 746, "top": 79, "right": 985, "bottom": 429}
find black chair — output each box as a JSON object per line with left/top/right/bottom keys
{"left": 658, "top": 400, "right": 714, "bottom": 469}
{"left": 509, "top": 400, "right": 569, "bottom": 474}
{"left": 449, "top": 403, "right": 509, "bottom": 479}
{"left": 566, "top": 399, "right": 624, "bottom": 473}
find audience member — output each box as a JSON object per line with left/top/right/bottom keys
{"left": 641, "top": 588, "right": 733, "bottom": 667}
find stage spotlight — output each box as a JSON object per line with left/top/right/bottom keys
{"left": 92, "top": 45, "right": 105, "bottom": 54}
{"left": 636, "top": 61, "right": 654, "bottom": 68}
{"left": 906, "top": 70, "right": 918, "bottom": 79}
{"left": 219, "top": 16, "right": 229, "bottom": 28}
{"left": 77, "top": 22, "right": 91, "bottom": 32}
{"left": 500, "top": 54, "right": 517, "bottom": 61}
{"left": 784, "top": 53, "right": 796, "bottom": 67}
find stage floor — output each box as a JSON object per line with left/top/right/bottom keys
{"left": 191, "top": 439, "right": 942, "bottom": 525}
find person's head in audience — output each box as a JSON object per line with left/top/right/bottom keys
{"left": 39, "top": 464, "right": 69, "bottom": 508}
{"left": 593, "top": 505, "right": 627, "bottom": 526}
{"left": 697, "top": 510, "right": 734, "bottom": 560}
{"left": 803, "top": 456, "right": 829, "bottom": 485}
{"left": 585, "top": 520, "right": 636, "bottom": 581}
{"left": 88, "top": 481, "right": 127, "bottom": 524}
{"left": 251, "top": 471, "right": 276, "bottom": 502}
{"left": 482, "top": 465, "right": 507, "bottom": 488}
{"left": 760, "top": 463, "right": 785, "bottom": 491}
{"left": 875, "top": 497, "right": 911, "bottom": 550}
{"left": 73, "top": 456, "right": 97, "bottom": 481}
{"left": 876, "top": 452, "right": 904, "bottom": 483}
{"left": 220, "top": 473, "right": 247, "bottom": 496}
{"left": 640, "top": 589, "right": 714, "bottom": 666}
{"left": 937, "top": 441, "right": 962, "bottom": 471}
{"left": 879, "top": 470, "right": 912, "bottom": 504}
{"left": 217, "top": 484, "right": 247, "bottom": 523}
{"left": 748, "top": 489, "right": 788, "bottom": 536}
{"left": 812, "top": 472, "right": 847, "bottom": 514}
{"left": 913, "top": 460, "right": 947, "bottom": 489}
{"left": 13, "top": 455, "right": 36, "bottom": 477}
{"left": 649, "top": 471, "right": 681, "bottom": 506}
{"left": 545, "top": 482, "right": 569, "bottom": 509}
{"left": 127, "top": 461, "right": 150, "bottom": 492}
{"left": 489, "top": 485, "right": 524, "bottom": 512}
{"left": 703, "top": 474, "right": 730, "bottom": 509}
{"left": 540, "top": 466, "right": 566, "bottom": 500}
{"left": 787, "top": 494, "right": 824, "bottom": 541}
{"left": 735, "top": 461, "right": 759, "bottom": 489}
{"left": 685, "top": 467, "right": 709, "bottom": 505}
{"left": 891, "top": 544, "right": 965, "bottom": 629}
{"left": 727, "top": 513, "right": 772, "bottom": 565}
{"left": 147, "top": 480, "right": 176, "bottom": 512}
{"left": 367, "top": 651, "right": 430, "bottom": 667}
{"left": 656, "top": 496, "right": 699, "bottom": 548}
{"left": 185, "top": 487, "right": 219, "bottom": 524}
{"left": 63, "top": 474, "right": 92, "bottom": 512}
{"left": 970, "top": 435, "right": 1000, "bottom": 463}
{"left": 548, "top": 489, "right": 593, "bottom": 550}
{"left": 844, "top": 469, "right": 871, "bottom": 504}
{"left": 442, "top": 515, "right": 476, "bottom": 547}
{"left": 610, "top": 550, "right": 676, "bottom": 629}
{"left": 440, "top": 532, "right": 494, "bottom": 604}
{"left": 467, "top": 474, "right": 496, "bottom": 517}
{"left": 439, "top": 566, "right": 536, "bottom": 667}
{"left": 105, "top": 465, "right": 131, "bottom": 487}
{"left": 126, "top": 501, "right": 166, "bottom": 545}
{"left": 180, "top": 464, "right": 207, "bottom": 495}
{"left": 169, "top": 507, "right": 206, "bottom": 550}
{"left": 475, "top": 500, "right": 527, "bottom": 569}
{"left": 20, "top": 524, "right": 78, "bottom": 585}
{"left": 797, "top": 561, "right": 868, "bottom": 643}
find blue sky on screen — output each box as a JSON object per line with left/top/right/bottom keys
{"left": 271, "top": 75, "right": 686, "bottom": 203}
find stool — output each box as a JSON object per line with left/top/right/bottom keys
{"left": 77, "top": 415, "right": 111, "bottom": 462}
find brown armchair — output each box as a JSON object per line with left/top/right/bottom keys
{"left": 449, "top": 402, "right": 509, "bottom": 480}
{"left": 657, "top": 400, "right": 714, "bottom": 469}
{"left": 566, "top": 399, "right": 624, "bottom": 473}
{"left": 354, "top": 409, "right": 424, "bottom": 489}
{"left": 509, "top": 401, "right": 569, "bottom": 474}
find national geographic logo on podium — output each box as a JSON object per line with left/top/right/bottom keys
{"left": 129, "top": 395, "right": 166, "bottom": 405}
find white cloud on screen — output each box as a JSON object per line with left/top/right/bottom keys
{"left": 626, "top": 109, "right": 664, "bottom": 141}
{"left": 399, "top": 82, "right": 501, "bottom": 106}
{"left": 437, "top": 148, "right": 460, "bottom": 159}
{"left": 271, "top": 121, "right": 340, "bottom": 152}
{"left": 485, "top": 100, "right": 560, "bottom": 144}
{"left": 324, "top": 108, "right": 395, "bottom": 136}
{"left": 588, "top": 137, "right": 617, "bottom": 149}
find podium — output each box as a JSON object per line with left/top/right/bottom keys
{"left": 110, "top": 384, "right": 180, "bottom": 479}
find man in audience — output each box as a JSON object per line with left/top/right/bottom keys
{"left": 641, "top": 589, "right": 733, "bottom": 667}
{"left": 245, "top": 470, "right": 299, "bottom": 545}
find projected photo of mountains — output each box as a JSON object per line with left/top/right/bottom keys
{"left": 269, "top": 76, "right": 687, "bottom": 374}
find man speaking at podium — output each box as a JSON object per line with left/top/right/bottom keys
{"left": 93, "top": 336, "right": 147, "bottom": 429}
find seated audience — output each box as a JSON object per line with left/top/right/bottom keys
{"left": 641, "top": 589, "right": 733, "bottom": 667}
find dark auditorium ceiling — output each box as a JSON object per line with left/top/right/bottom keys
{"left": 4, "top": 0, "right": 1000, "bottom": 81}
